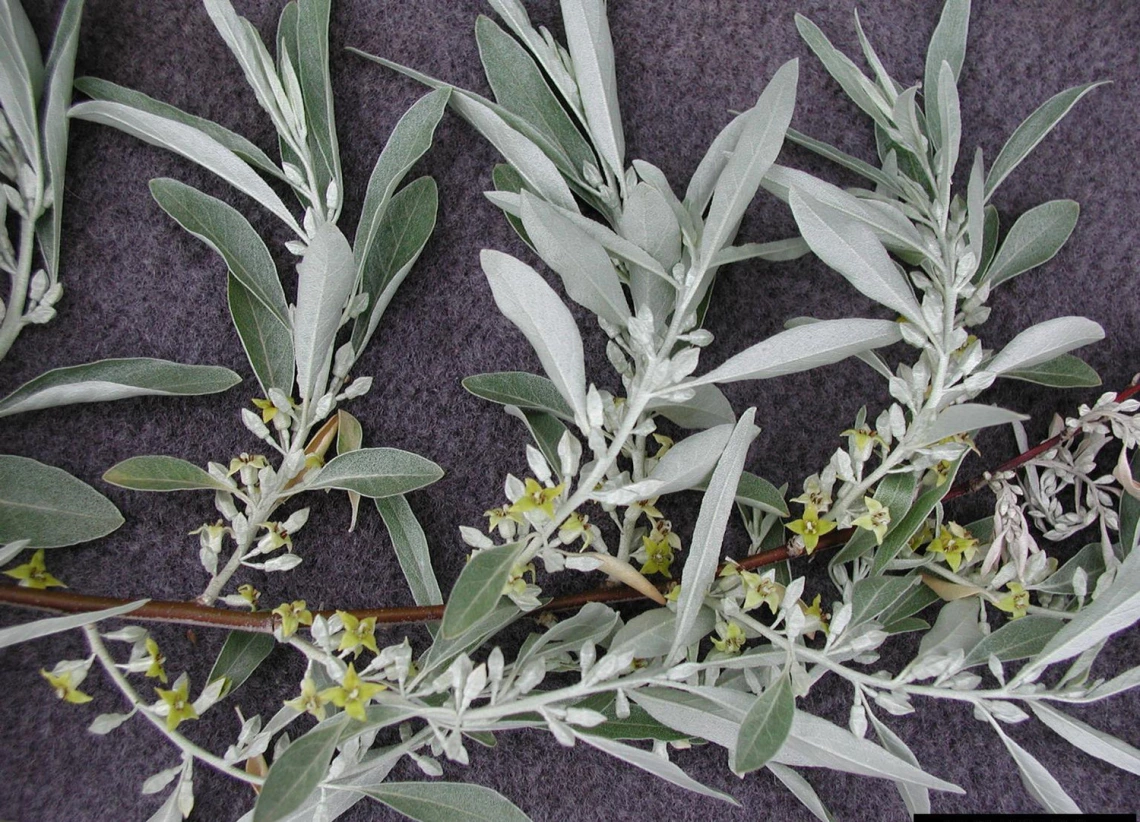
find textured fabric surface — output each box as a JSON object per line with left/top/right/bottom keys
{"left": 2, "top": 0, "right": 1139, "bottom": 819}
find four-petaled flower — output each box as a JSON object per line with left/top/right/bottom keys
{"left": 507, "top": 478, "right": 565, "bottom": 520}
{"left": 799, "top": 593, "right": 830, "bottom": 639}
{"left": 926, "top": 523, "right": 978, "bottom": 572}
{"left": 710, "top": 620, "right": 747, "bottom": 655}
{"left": 320, "top": 664, "right": 386, "bottom": 722}
{"left": 559, "top": 512, "right": 599, "bottom": 548}
{"left": 638, "top": 534, "right": 676, "bottom": 578}
{"left": 720, "top": 561, "right": 784, "bottom": 613}
{"left": 484, "top": 505, "right": 523, "bottom": 538}
{"left": 237, "top": 584, "right": 261, "bottom": 610}
{"left": 336, "top": 611, "right": 379, "bottom": 657}
{"left": 227, "top": 452, "right": 268, "bottom": 476}
{"left": 273, "top": 600, "right": 314, "bottom": 639}
{"left": 144, "top": 638, "right": 168, "bottom": 683}
{"left": 41, "top": 669, "right": 92, "bottom": 704}
{"left": 995, "top": 582, "right": 1030, "bottom": 619}
{"left": 786, "top": 504, "right": 837, "bottom": 554}
{"left": 4, "top": 549, "right": 65, "bottom": 589}
{"left": 629, "top": 497, "right": 663, "bottom": 521}
{"left": 285, "top": 677, "right": 327, "bottom": 720}
{"left": 791, "top": 474, "right": 833, "bottom": 512}
{"left": 256, "top": 522, "right": 293, "bottom": 554}
{"left": 155, "top": 680, "right": 198, "bottom": 731}
{"left": 925, "top": 460, "right": 953, "bottom": 487}
{"left": 503, "top": 562, "right": 536, "bottom": 597}
{"left": 852, "top": 497, "right": 891, "bottom": 545}
{"left": 251, "top": 397, "right": 278, "bottom": 423}
{"left": 841, "top": 426, "right": 884, "bottom": 460}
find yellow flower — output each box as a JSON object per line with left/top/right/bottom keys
{"left": 559, "top": 513, "right": 595, "bottom": 548}
{"left": 285, "top": 677, "right": 327, "bottom": 720}
{"left": 652, "top": 434, "right": 674, "bottom": 459}
{"left": 41, "top": 669, "right": 92, "bottom": 704}
{"left": 320, "top": 664, "right": 386, "bottom": 722}
{"left": 4, "top": 549, "right": 65, "bottom": 589}
{"left": 273, "top": 601, "right": 314, "bottom": 639}
{"left": 711, "top": 620, "right": 747, "bottom": 655}
{"left": 852, "top": 497, "right": 891, "bottom": 545}
{"left": 485, "top": 505, "right": 523, "bottom": 531}
{"left": 786, "top": 504, "right": 837, "bottom": 554}
{"left": 925, "top": 460, "right": 953, "bottom": 487}
{"left": 252, "top": 397, "right": 278, "bottom": 423}
{"left": 257, "top": 522, "right": 293, "bottom": 553}
{"left": 799, "top": 593, "right": 830, "bottom": 639}
{"left": 144, "top": 638, "right": 168, "bottom": 684}
{"left": 227, "top": 453, "right": 268, "bottom": 476}
{"left": 995, "top": 583, "right": 1030, "bottom": 619}
{"left": 502, "top": 563, "right": 536, "bottom": 597}
{"left": 639, "top": 535, "right": 676, "bottom": 578}
{"left": 155, "top": 680, "right": 198, "bottom": 731}
{"left": 664, "top": 582, "right": 681, "bottom": 602}
{"left": 237, "top": 584, "right": 261, "bottom": 610}
{"left": 841, "top": 425, "right": 884, "bottom": 457}
{"left": 791, "top": 474, "right": 832, "bottom": 512}
{"left": 926, "top": 523, "right": 979, "bottom": 572}
{"left": 336, "top": 611, "right": 379, "bottom": 657}
{"left": 507, "top": 478, "right": 565, "bottom": 520}
{"left": 629, "top": 496, "right": 664, "bottom": 521}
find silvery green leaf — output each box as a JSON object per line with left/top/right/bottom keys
{"left": 966, "top": 148, "right": 985, "bottom": 264}
{"left": 418, "top": 600, "right": 521, "bottom": 684}
{"left": 1121, "top": 453, "right": 1140, "bottom": 558}
{"left": 142, "top": 764, "right": 183, "bottom": 796}
{"left": 475, "top": 15, "right": 595, "bottom": 178}
{"left": 735, "top": 674, "right": 795, "bottom": 774}
{"left": 1021, "top": 547, "right": 1140, "bottom": 678}
{"left": 610, "top": 606, "right": 714, "bottom": 660}
{"left": 103, "top": 456, "right": 231, "bottom": 493}
{"left": 208, "top": 630, "right": 275, "bottom": 699}
{"left": 962, "top": 617, "right": 1062, "bottom": 669}
{"left": 1000, "top": 354, "right": 1100, "bottom": 389}
{"left": 649, "top": 384, "right": 736, "bottom": 430}
{"left": 916, "top": 598, "right": 982, "bottom": 660}
{"left": 732, "top": 472, "right": 789, "bottom": 517}
{"left": 764, "top": 166, "right": 926, "bottom": 256}
{"left": 616, "top": 423, "right": 733, "bottom": 501}
{"left": 507, "top": 407, "right": 568, "bottom": 473}
{"left": 520, "top": 193, "right": 630, "bottom": 327}
{"left": 376, "top": 495, "right": 442, "bottom": 608}
{"left": 0, "top": 358, "right": 241, "bottom": 418}
{"left": 228, "top": 274, "right": 295, "bottom": 397}
{"left": 619, "top": 182, "right": 680, "bottom": 330}
{"left": 986, "top": 316, "right": 1104, "bottom": 375}
{"left": 630, "top": 160, "right": 699, "bottom": 247}
{"left": 777, "top": 712, "right": 963, "bottom": 793}
{"left": 345, "top": 782, "right": 532, "bottom": 822}
{"left": 353, "top": 52, "right": 579, "bottom": 211}
{"left": 986, "top": 82, "right": 1106, "bottom": 199}
{"left": 294, "top": 223, "right": 355, "bottom": 403}
{"left": 480, "top": 250, "right": 588, "bottom": 426}
{"left": 515, "top": 602, "right": 618, "bottom": 666}
{"left": 988, "top": 720, "right": 1079, "bottom": 813}
{"left": 922, "top": 0, "right": 969, "bottom": 150}
{"left": 669, "top": 409, "right": 758, "bottom": 664}
{"left": 150, "top": 178, "right": 289, "bottom": 325}
{"left": 0, "top": 599, "right": 146, "bottom": 650}
{"left": 712, "top": 238, "right": 811, "bottom": 267}
{"left": 88, "top": 710, "right": 134, "bottom": 736}
{"left": 559, "top": 0, "right": 624, "bottom": 182}
{"left": 789, "top": 187, "right": 923, "bottom": 325}
{"left": 852, "top": 9, "right": 896, "bottom": 100}
{"left": 1087, "top": 663, "right": 1140, "bottom": 702}
{"left": 784, "top": 315, "right": 894, "bottom": 381}
{"left": 309, "top": 448, "right": 443, "bottom": 499}
{"left": 767, "top": 763, "right": 834, "bottom": 822}
{"left": 253, "top": 719, "right": 343, "bottom": 822}
{"left": 785, "top": 128, "right": 898, "bottom": 192}
{"left": 862, "top": 704, "right": 930, "bottom": 816}
{"left": 202, "top": 0, "right": 290, "bottom": 129}
{"left": 575, "top": 731, "right": 739, "bottom": 805}
{"left": 795, "top": 15, "right": 889, "bottom": 130}
{"left": 490, "top": 164, "right": 534, "bottom": 249}
{"left": 1, "top": 0, "right": 42, "bottom": 96}
{"left": 684, "top": 109, "right": 748, "bottom": 222}
{"left": 74, "top": 78, "right": 283, "bottom": 179}
{"left": 1030, "top": 703, "right": 1140, "bottom": 777}
{"left": 979, "top": 204, "right": 1000, "bottom": 277}
{"left": 462, "top": 372, "right": 575, "bottom": 421}
{"left": 0, "top": 539, "right": 29, "bottom": 566}
{"left": 0, "top": 1, "right": 40, "bottom": 164}
{"left": 351, "top": 175, "right": 438, "bottom": 356}
{"left": 985, "top": 200, "right": 1079, "bottom": 288}
{"left": 691, "top": 318, "right": 902, "bottom": 387}
{"left": 35, "top": 0, "right": 84, "bottom": 280}
{"left": 335, "top": 410, "right": 364, "bottom": 530}
{"left": 630, "top": 687, "right": 743, "bottom": 750}
{"left": 917, "top": 404, "right": 1029, "bottom": 447}
{"left": 295, "top": 0, "right": 339, "bottom": 199}
{"left": 572, "top": 692, "right": 688, "bottom": 742}
{"left": 440, "top": 542, "right": 524, "bottom": 640}
{"left": 0, "top": 455, "right": 123, "bottom": 548}
{"left": 699, "top": 60, "right": 798, "bottom": 267}
{"left": 848, "top": 575, "right": 919, "bottom": 630}
{"left": 936, "top": 61, "right": 961, "bottom": 185}
{"left": 871, "top": 455, "right": 963, "bottom": 575}
{"left": 353, "top": 87, "right": 448, "bottom": 271}
{"left": 70, "top": 101, "right": 302, "bottom": 236}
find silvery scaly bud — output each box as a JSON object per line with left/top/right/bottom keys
{"left": 313, "top": 393, "right": 335, "bottom": 419}
{"left": 325, "top": 179, "right": 340, "bottom": 212}
{"left": 241, "top": 408, "right": 272, "bottom": 441}
{"left": 582, "top": 162, "right": 604, "bottom": 188}
{"left": 282, "top": 163, "right": 306, "bottom": 188}
{"left": 332, "top": 342, "right": 355, "bottom": 379}
{"left": 342, "top": 377, "right": 372, "bottom": 400}
{"left": 28, "top": 270, "right": 48, "bottom": 302}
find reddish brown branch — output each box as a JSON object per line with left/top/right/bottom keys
{"left": 2, "top": 382, "right": 1134, "bottom": 632}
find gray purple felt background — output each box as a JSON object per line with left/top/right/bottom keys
{"left": 2, "top": 0, "right": 1139, "bottom": 819}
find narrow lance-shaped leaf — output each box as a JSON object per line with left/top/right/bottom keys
{"left": 871, "top": 455, "right": 965, "bottom": 576}
{"left": 986, "top": 316, "right": 1104, "bottom": 375}
{"left": 462, "top": 372, "right": 575, "bottom": 421}
{"left": 794, "top": 15, "right": 890, "bottom": 131}
{"left": 440, "top": 542, "right": 524, "bottom": 640}
{"left": 690, "top": 318, "right": 902, "bottom": 387}
{"left": 345, "top": 782, "right": 534, "bottom": 822}
{"left": 0, "top": 358, "right": 241, "bottom": 418}
{"left": 699, "top": 60, "right": 798, "bottom": 267}
{"left": 150, "top": 178, "right": 290, "bottom": 324}
{"left": 668, "top": 409, "right": 759, "bottom": 665}
{"left": 520, "top": 193, "right": 630, "bottom": 327}
{"left": 481, "top": 250, "right": 588, "bottom": 426}
{"left": 0, "top": 599, "right": 147, "bottom": 650}
{"left": 789, "top": 186, "right": 924, "bottom": 325}
{"left": 606, "top": 423, "right": 734, "bottom": 503}
{"left": 962, "top": 616, "right": 1062, "bottom": 668}
{"left": 923, "top": 0, "right": 970, "bottom": 151}
{"left": 1001, "top": 354, "right": 1100, "bottom": 390}
{"left": 560, "top": 0, "right": 624, "bottom": 182}
{"left": 984, "top": 200, "right": 1080, "bottom": 288}
{"left": 986, "top": 82, "right": 1106, "bottom": 199}
{"left": 0, "top": 456, "right": 123, "bottom": 549}
{"left": 252, "top": 720, "right": 343, "bottom": 822}
{"left": 293, "top": 223, "right": 355, "bottom": 404}
{"left": 916, "top": 404, "right": 1029, "bottom": 447}
{"left": 767, "top": 763, "right": 834, "bottom": 822}
{"left": 684, "top": 109, "right": 748, "bottom": 221}
{"left": 70, "top": 101, "right": 303, "bottom": 236}
{"left": 228, "top": 274, "right": 295, "bottom": 397}
{"left": 988, "top": 719, "right": 1080, "bottom": 813}
{"left": 1031, "top": 702, "right": 1140, "bottom": 778}
{"left": 376, "top": 495, "right": 443, "bottom": 608}
{"left": 36, "top": 0, "right": 85, "bottom": 281}
{"left": 336, "top": 408, "right": 364, "bottom": 531}
{"left": 309, "top": 448, "right": 444, "bottom": 499}
{"left": 0, "top": 1, "right": 40, "bottom": 166}
{"left": 863, "top": 704, "right": 931, "bottom": 816}
{"left": 936, "top": 61, "right": 961, "bottom": 187}
{"left": 785, "top": 127, "right": 898, "bottom": 192}
{"left": 208, "top": 631, "right": 275, "bottom": 698}
{"left": 735, "top": 673, "right": 795, "bottom": 774}
{"left": 103, "top": 456, "right": 231, "bottom": 493}
{"left": 295, "top": 0, "right": 339, "bottom": 200}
